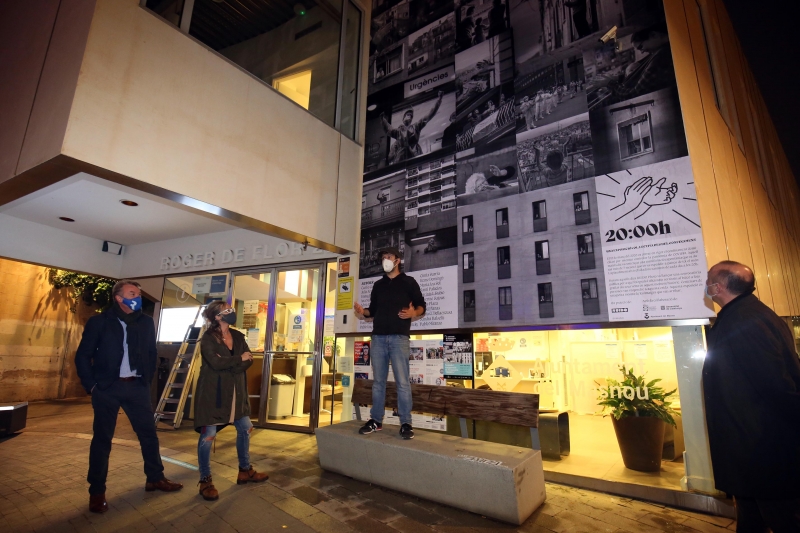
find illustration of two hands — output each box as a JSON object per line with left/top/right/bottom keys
{"left": 611, "top": 176, "right": 677, "bottom": 221}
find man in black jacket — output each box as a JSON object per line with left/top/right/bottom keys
{"left": 354, "top": 247, "right": 426, "bottom": 439}
{"left": 76, "top": 280, "right": 183, "bottom": 513}
{"left": 703, "top": 261, "right": 800, "bottom": 531}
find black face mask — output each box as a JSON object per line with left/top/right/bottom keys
{"left": 221, "top": 312, "right": 237, "bottom": 325}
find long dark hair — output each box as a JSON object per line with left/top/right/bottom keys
{"left": 203, "top": 301, "right": 228, "bottom": 343}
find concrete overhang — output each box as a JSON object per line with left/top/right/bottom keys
{"left": 0, "top": 164, "right": 342, "bottom": 279}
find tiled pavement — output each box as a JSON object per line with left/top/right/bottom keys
{"left": 0, "top": 399, "right": 737, "bottom": 533}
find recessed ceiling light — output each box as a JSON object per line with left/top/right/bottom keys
{"left": 59, "top": 217, "right": 75, "bottom": 222}
{"left": 120, "top": 200, "right": 139, "bottom": 206}
{"left": 367, "top": 104, "right": 377, "bottom": 111}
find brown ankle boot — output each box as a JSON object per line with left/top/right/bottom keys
{"left": 237, "top": 466, "right": 269, "bottom": 485}
{"left": 198, "top": 476, "right": 219, "bottom": 501}
{"left": 89, "top": 493, "right": 108, "bottom": 514}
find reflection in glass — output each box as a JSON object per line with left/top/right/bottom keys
{"left": 232, "top": 271, "right": 272, "bottom": 419}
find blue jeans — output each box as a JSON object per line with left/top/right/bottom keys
{"left": 198, "top": 416, "right": 253, "bottom": 478}
{"left": 370, "top": 334, "right": 413, "bottom": 425}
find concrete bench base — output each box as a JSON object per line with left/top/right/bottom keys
{"left": 316, "top": 420, "right": 546, "bottom": 525}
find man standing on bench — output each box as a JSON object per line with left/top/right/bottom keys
{"left": 353, "top": 247, "right": 426, "bottom": 440}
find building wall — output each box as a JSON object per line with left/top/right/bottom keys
{"left": 1, "top": 0, "right": 367, "bottom": 254}
{"left": 666, "top": 0, "right": 800, "bottom": 316}
{"left": 0, "top": 0, "right": 95, "bottom": 186}
{"left": 0, "top": 258, "right": 89, "bottom": 402}
{"left": 458, "top": 179, "right": 608, "bottom": 327}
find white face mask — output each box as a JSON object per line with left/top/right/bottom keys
{"left": 382, "top": 258, "right": 396, "bottom": 273}
{"left": 704, "top": 283, "right": 718, "bottom": 300}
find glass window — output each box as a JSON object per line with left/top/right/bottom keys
{"left": 497, "top": 247, "right": 511, "bottom": 265}
{"left": 144, "top": 0, "right": 184, "bottom": 27}
{"left": 694, "top": 0, "right": 743, "bottom": 149}
{"left": 618, "top": 114, "right": 653, "bottom": 160}
{"left": 533, "top": 201, "right": 546, "bottom": 220}
{"left": 146, "top": 0, "right": 362, "bottom": 138}
{"left": 470, "top": 327, "right": 686, "bottom": 493}
{"left": 577, "top": 234, "right": 593, "bottom": 254}
{"left": 574, "top": 192, "right": 589, "bottom": 212}
{"left": 538, "top": 283, "right": 553, "bottom": 303}
{"left": 462, "top": 216, "right": 474, "bottom": 233}
{"left": 499, "top": 287, "right": 512, "bottom": 306}
{"left": 535, "top": 241, "right": 549, "bottom": 260}
{"left": 338, "top": 0, "right": 362, "bottom": 139}
{"left": 464, "top": 290, "right": 476, "bottom": 309}
{"left": 158, "top": 273, "right": 229, "bottom": 342}
{"left": 574, "top": 192, "right": 591, "bottom": 225}
{"left": 463, "top": 252, "right": 474, "bottom": 270}
{"left": 496, "top": 208, "right": 509, "bottom": 226}
{"left": 581, "top": 278, "right": 599, "bottom": 300}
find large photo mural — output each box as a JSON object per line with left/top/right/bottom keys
{"left": 357, "top": 0, "right": 713, "bottom": 331}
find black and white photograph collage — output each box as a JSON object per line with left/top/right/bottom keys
{"left": 361, "top": 0, "right": 689, "bottom": 327}
{"left": 360, "top": 0, "right": 513, "bottom": 280}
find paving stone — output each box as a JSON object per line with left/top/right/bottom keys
{"left": 290, "top": 485, "right": 331, "bottom": 505}
{"left": 0, "top": 400, "right": 739, "bottom": 533}
{"left": 346, "top": 514, "right": 400, "bottom": 533}
{"left": 273, "top": 496, "right": 320, "bottom": 519}
{"left": 314, "top": 499, "right": 365, "bottom": 521}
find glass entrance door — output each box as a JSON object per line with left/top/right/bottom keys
{"left": 232, "top": 264, "right": 327, "bottom": 431}
{"left": 262, "top": 266, "right": 323, "bottom": 430}
{"left": 230, "top": 271, "right": 272, "bottom": 421}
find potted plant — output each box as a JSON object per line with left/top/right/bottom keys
{"left": 597, "top": 365, "right": 678, "bottom": 472}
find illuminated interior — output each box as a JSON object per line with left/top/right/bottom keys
{"left": 273, "top": 70, "right": 312, "bottom": 109}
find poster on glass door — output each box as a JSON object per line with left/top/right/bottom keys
{"left": 443, "top": 334, "right": 474, "bottom": 379}
{"left": 353, "top": 338, "right": 447, "bottom": 431}
{"left": 595, "top": 157, "right": 714, "bottom": 322}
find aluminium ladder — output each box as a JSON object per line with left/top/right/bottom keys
{"left": 154, "top": 307, "right": 205, "bottom": 429}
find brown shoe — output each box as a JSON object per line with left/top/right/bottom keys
{"left": 89, "top": 493, "right": 108, "bottom": 514}
{"left": 198, "top": 476, "right": 219, "bottom": 501}
{"left": 237, "top": 466, "right": 269, "bottom": 485}
{"left": 145, "top": 478, "right": 184, "bottom": 492}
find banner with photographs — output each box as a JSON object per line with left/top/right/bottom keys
{"left": 357, "top": 0, "right": 712, "bottom": 331}
{"left": 353, "top": 338, "right": 447, "bottom": 431}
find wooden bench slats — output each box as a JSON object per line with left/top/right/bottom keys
{"left": 352, "top": 379, "right": 539, "bottom": 428}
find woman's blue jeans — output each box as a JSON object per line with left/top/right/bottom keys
{"left": 198, "top": 416, "right": 252, "bottom": 478}
{"left": 369, "top": 334, "right": 413, "bottom": 425}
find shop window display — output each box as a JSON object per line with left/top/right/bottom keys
{"left": 472, "top": 328, "right": 685, "bottom": 489}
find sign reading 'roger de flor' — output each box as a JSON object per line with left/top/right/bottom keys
{"left": 158, "top": 241, "right": 325, "bottom": 271}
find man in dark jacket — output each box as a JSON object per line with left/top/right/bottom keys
{"left": 76, "top": 280, "right": 183, "bottom": 514}
{"left": 354, "top": 247, "right": 426, "bottom": 439}
{"left": 702, "top": 261, "right": 800, "bottom": 531}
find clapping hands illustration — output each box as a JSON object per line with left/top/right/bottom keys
{"left": 611, "top": 176, "right": 677, "bottom": 221}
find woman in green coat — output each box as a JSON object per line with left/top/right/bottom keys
{"left": 195, "top": 301, "right": 268, "bottom": 501}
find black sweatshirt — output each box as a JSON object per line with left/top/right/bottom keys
{"left": 367, "top": 273, "right": 427, "bottom": 335}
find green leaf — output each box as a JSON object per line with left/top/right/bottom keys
{"left": 596, "top": 364, "right": 679, "bottom": 426}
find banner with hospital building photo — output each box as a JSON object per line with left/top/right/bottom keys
{"left": 595, "top": 156, "right": 715, "bottom": 322}
{"left": 369, "top": 8, "right": 456, "bottom": 95}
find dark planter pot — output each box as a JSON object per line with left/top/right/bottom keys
{"left": 611, "top": 416, "right": 666, "bottom": 472}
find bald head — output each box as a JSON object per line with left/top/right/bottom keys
{"left": 707, "top": 261, "right": 755, "bottom": 307}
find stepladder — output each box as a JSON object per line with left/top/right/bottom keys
{"left": 154, "top": 307, "right": 205, "bottom": 429}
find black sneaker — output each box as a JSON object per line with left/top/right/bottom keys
{"left": 400, "top": 423, "right": 414, "bottom": 440}
{"left": 358, "top": 419, "right": 382, "bottom": 434}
